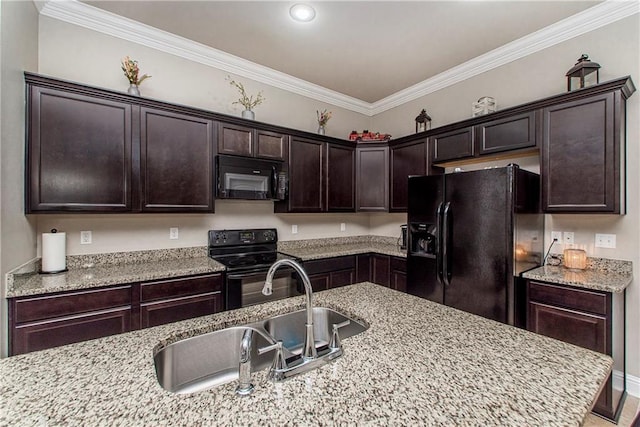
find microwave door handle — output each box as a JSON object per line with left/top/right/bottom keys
{"left": 271, "top": 166, "right": 278, "bottom": 198}
{"left": 436, "top": 203, "right": 444, "bottom": 286}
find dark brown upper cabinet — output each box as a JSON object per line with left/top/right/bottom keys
{"left": 27, "top": 85, "right": 134, "bottom": 213}
{"left": 276, "top": 137, "right": 355, "bottom": 213}
{"left": 356, "top": 144, "right": 389, "bottom": 212}
{"left": 140, "top": 107, "right": 215, "bottom": 212}
{"left": 474, "top": 111, "right": 536, "bottom": 156}
{"left": 541, "top": 92, "right": 625, "bottom": 213}
{"left": 326, "top": 143, "right": 355, "bottom": 211}
{"left": 389, "top": 137, "right": 443, "bottom": 212}
{"left": 217, "top": 122, "right": 288, "bottom": 161}
{"left": 431, "top": 127, "right": 474, "bottom": 163}
{"left": 281, "top": 136, "right": 325, "bottom": 212}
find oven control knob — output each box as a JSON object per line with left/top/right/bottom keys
{"left": 263, "top": 230, "right": 275, "bottom": 241}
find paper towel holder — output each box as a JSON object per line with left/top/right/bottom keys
{"left": 39, "top": 228, "right": 68, "bottom": 274}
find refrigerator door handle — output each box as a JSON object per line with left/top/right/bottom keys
{"left": 442, "top": 202, "right": 452, "bottom": 287}
{"left": 436, "top": 202, "right": 444, "bottom": 285}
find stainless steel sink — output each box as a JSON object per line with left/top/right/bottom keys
{"left": 263, "top": 307, "right": 368, "bottom": 355}
{"left": 153, "top": 308, "right": 367, "bottom": 394}
{"left": 154, "top": 326, "right": 274, "bottom": 394}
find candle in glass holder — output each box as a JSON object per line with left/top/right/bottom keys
{"left": 563, "top": 249, "right": 587, "bottom": 270}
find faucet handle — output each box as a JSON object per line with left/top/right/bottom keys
{"left": 258, "top": 341, "right": 288, "bottom": 380}
{"left": 329, "top": 320, "right": 351, "bottom": 350}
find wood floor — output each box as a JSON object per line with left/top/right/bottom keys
{"left": 584, "top": 395, "right": 639, "bottom": 427}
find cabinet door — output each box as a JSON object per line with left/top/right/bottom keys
{"left": 327, "top": 144, "right": 355, "bottom": 211}
{"left": 390, "top": 257, "right": 407, "bottom": 292}
{"left": 356, "top": 254, "right": 371, "bottom": 283}
{"left": 356, "top": 145, "right": 389, "bottom": 211}
{"left": 390, "top": 139, "right": 427, "bottom": 212}
{"left": 329, "top": 270, "right": 355, "bottom": 289}
{"left": 218, "top": 122, "right": 253, "bottom": 156}
{"left": 372, "top": 254, "right": 390, "bottom": 287}
{"left": 287, "top": 137, "right": 325, "bottom": 212}
{"left": 431, "top": 127, "right": 474, "bottom": 163}
{"left": 309, "top": 273, "right": 330, "bottom": 292}
{"left": 475, "top": 111, "right": 536, "bottom": 155}
{"left": 541, "top": 93, "right": 618, "bottom": 213}
{"left": 141, "top": 108, "right": 214, "bottom": 212}
{"left": 256, "top": 130, "right": 288, "bottom": 161}
{"left": 27, "top": 86, "right": 133, "bottom": 212}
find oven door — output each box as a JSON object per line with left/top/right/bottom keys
{"left": 226, "top": 267, "right": 302, "bottom": 310}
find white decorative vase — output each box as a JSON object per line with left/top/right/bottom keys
{"left": 242, "top": 109, "right": 255, "bottom": 120}
{"left": 318, "top": 125, "right": 325, "bottom": 135}
{"left": 127, "top": 84, "right": 140, "bottom": 96}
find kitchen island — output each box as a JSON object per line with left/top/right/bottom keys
{"left": 0, "top": 283, "right": 610, "bottom": 426}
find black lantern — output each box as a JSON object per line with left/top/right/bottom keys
{"left": 415, "top": 109, "right": 431, "bottom": 133}
{"left": 566, "top": 54, "right": 600, "bottom": 91}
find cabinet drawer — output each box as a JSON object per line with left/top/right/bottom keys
{"left": 141, "top": 292, "right": 222, "bottom": 328}
{"left": 13, "top": 286, "right": 131, "bottom": 324}
{"left": 141, "top": 274, "right": 223, "bottom": 303}
{"left": 304, "top": 256, "right": 356, "bottom": 275}
{"left": 12, "top": 307, "right": 131, "bottom": 355}
{"left": 528, "top": 281, "right": 608, "bottom": 316}
{"left": 390, "top": 256, "right": 406, "bottom": 273}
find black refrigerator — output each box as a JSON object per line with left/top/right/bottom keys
{"left": 407, "top": 164, "right": 543, "bottom": 325}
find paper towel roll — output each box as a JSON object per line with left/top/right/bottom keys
{"left": 42, "top": 231, "right": 66, "bottom": 273}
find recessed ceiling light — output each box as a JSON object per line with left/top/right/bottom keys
{"left": 289, "top": 4, "right": 316, "bottom": 22}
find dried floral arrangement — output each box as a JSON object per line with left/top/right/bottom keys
{"left": 228, "top": 78, "right": 265, "bottom": 110}
{"left": 121, "top": 56, "right": 151, "bottom": 85}
{"left": 317, "top": 109, "right": 332, "bottom": 126}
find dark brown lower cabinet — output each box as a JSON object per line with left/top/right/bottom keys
{"left": 372, "top": 254, "right": 390, "bottom": 287}
{"left": 390, "top": 257, "right": 407, "bottom": 293}
{"left": 140, "top": 274, "right": 223, "bottom": 328}
{"left": 304, "top": 256, "right": 356, "bottom": 292}
{"left": 526, "top": 280, "right": 625, "bottom": 422}
{"left": 9, "top": 273, "right": 224, "bottom": 355}
{"left": 355, "top": 253, "right": 406, "bottom": 292}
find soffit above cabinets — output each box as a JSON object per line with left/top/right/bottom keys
{"left": 39, "top": 1, "right": 638, "bottom": 115}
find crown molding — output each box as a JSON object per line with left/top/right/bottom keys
{"left": 39, "top": 0, "right": 638, "bottom": 117}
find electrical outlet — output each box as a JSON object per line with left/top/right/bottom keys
{"left": 340, "top": 223, "right": 346, "bottom": 232}
{"left": 292, "top": 225, "right": 298, "bottom": 234}
{"left": 80, "top": 230, "right": 92, "bottom": 245}
{"left": 563, "top": 232, "right": 574, "bottom": 245}
{"left": 169, "top": 227, "right": 179, "bottom": 240}
{"left": 595, "top": 233, "right": 616, "bottom": 248}
{"left": 551, "top": 231, "right": 562, "bottom": 242}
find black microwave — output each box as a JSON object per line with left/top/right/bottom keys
{"left": 216, "top": 155, "right": 287, "bottom": 201}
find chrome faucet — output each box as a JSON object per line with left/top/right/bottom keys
{"left": 263, "top": 259, "right": 317, "bottom": 360}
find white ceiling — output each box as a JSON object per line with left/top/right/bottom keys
{"left": 78, "top": 1, "right": 602, "bottom": 103}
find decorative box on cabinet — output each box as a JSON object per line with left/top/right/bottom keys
{"left": 9, "top": 286, "right": 132, "bottom": 355}
{"left": 356, "top": 144, "right": 389, "bottom": 211}
{"left": 541, "top": 78, "right": 635, "bottom": 213}
{"left": 526, "top": 280, "right": 625, "bottom": 421}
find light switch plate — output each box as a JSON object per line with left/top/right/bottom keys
{"left": 340, "top": 223, "right": 346, "bottom": 232}
{"left": 595, "top": 233, "right": 616, "bottom": 248}
{"left": 169, "top": 227, "right": 179, "bottom": 240}
{"left": 563, "top": 232, "right": 574, "bottom": 245}
{"left": 292, "top": 225, "right": 298, "bottom": 234}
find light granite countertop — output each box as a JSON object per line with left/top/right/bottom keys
{"left": 278, "top": 235, "right": 406, "bottom": 261}
{"left": 522, "top": 257, "right": 633, "bottom": 293}
{"left": 6, "top": 236, "right": 404, "bottom": 299}
{"left": 0, "top": 283, "right": 611, "bottom": 426}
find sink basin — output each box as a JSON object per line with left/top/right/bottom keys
{"left": 263, "top": 307, "right": 368, "bottom": 355}
{"left": 153, "top": 307, "right": 368, "bottom": 394}
{"left": 153, "top": 326, "right": 274, "bottom": 394}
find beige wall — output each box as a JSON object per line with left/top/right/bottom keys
{"left": 0, "top": 0, "right": 39, "bottom": 357}
{"left": 375, "top": 16, "right": 640, "bottom": 381}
